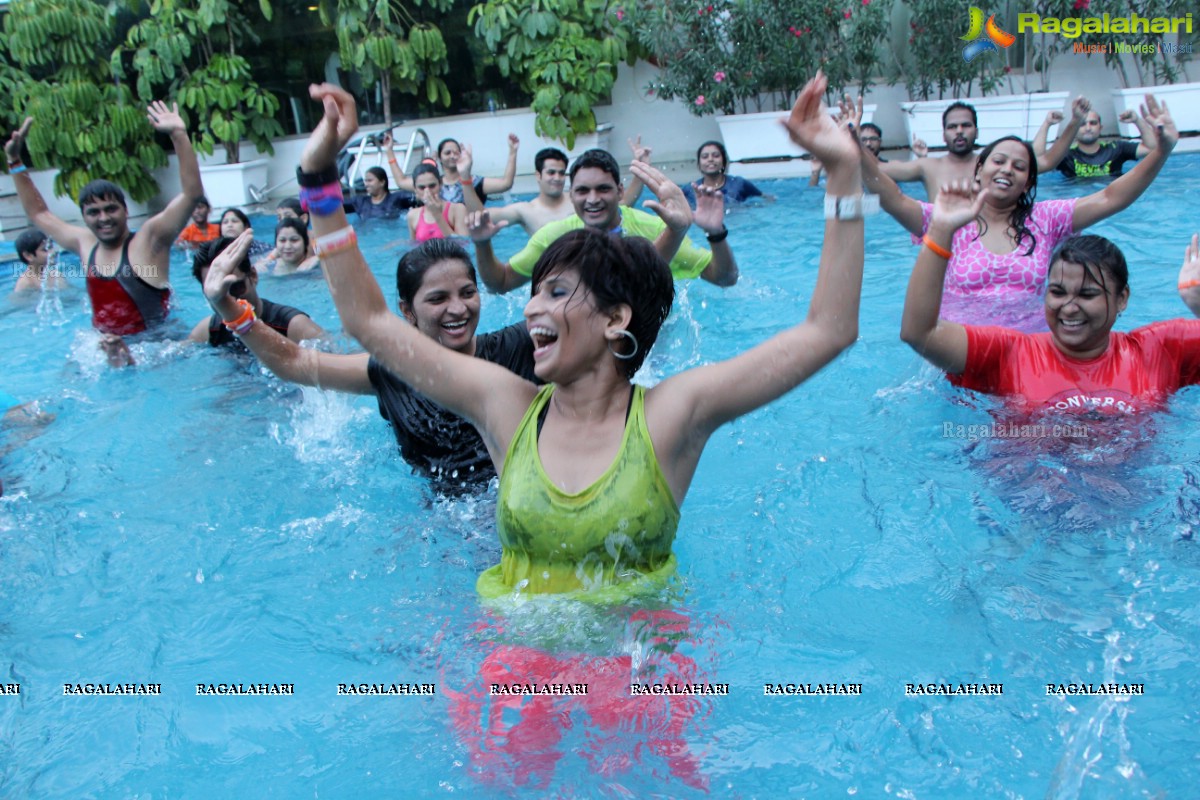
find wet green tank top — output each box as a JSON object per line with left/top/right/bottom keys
{"left": 477, "top": 384, "right": 680, "bottom": 602}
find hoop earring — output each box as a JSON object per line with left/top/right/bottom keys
{"left": 607, "top": 329, "right": 639, "bottom": 361}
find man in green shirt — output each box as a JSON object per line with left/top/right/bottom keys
{"left": 467, "top": 149, "right": 737, "bottom": 294}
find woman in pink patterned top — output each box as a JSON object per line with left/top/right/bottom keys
{"left": 862, "top": 97, "right": 1174, "bottom": 331}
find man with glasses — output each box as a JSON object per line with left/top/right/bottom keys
{"left": 811, "top": 123, "right": 890, "bottom": 185}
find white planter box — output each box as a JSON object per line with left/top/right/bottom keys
{"left": 715, "top": 106, "right": 877, "bottom": 161}
{"left": 900, "top": 92, "right": 1070, "bottom": 147}
{"left": 1113, "top": 82, "right": 1200, "bottom": 136}
{"left": 200, "top": 159, "right": 270, "bottom": 209}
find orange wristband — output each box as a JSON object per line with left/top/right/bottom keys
{"left": 1179, "top": 279, "right": 1200, "bottom": 290}
{"left": 222, "top": 299, "right": 255, "bottom": 333}
{"left": 922, "top": 234, "right": 952, "bottom": 260}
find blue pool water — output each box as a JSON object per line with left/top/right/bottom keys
{"left": 3, "top": 159, "right": 1200, "bottom": 797}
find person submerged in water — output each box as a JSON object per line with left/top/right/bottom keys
{"left": 11, "top": 229, "right": 67, "bottom": 294}
{"left": 256, "top": 218, "right": 320, "bottom": 276}
{"left": 188, "top": 236, "right": 324, "bottom": 349}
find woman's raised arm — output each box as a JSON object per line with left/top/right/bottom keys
{"left": 651, "top": 73, "right": 864, "bottom": 444}
{"left": 899, "top": 181, "right": 985, "bottom": 373}
{"left": 299, "top": 85, "right": 534, "bottom": 454}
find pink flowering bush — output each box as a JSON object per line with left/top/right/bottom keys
{"left": 628, "top": 0, "right": 889, "bottom": 115}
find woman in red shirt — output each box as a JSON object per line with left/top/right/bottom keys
{"left": 901, "top": 179, "right": 1200, "bottom": 417}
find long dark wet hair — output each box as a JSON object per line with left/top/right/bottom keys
{"left": 974, "top": 136, "right": 1039, "bottom": 256}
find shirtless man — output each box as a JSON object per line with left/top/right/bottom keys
{"left": 877, "top": 98, "right": 1086, "bottom": 199}
{"left": 5, "top": 101, "right": 204, "bottom": 338}
{"left": 459, "top": 146, "right": 571, "bottom": 235}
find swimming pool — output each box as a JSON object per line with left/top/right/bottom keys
{"left": 2, "top": 159, "right": 1200, "bottom": 797}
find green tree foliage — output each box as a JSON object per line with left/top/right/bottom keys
{"left": 630, "top": 0, "right": 891, "bottom": 117}
{"left": 1084, "top": 0, "right": 1195, "bottom": 87}
{"left": 469, "top": 0, "right": 633, "bottom": 147}
{"left": 2, "top": 0, "right": 166, "bottom": 201}
{"left": 116, "top": 0, "right": 286, "bottom": 164}
{"left": 900, "top": 0, "right": 1007, "bottom": 100}
{"left": 319, "top": 0, "right": 455, "bottom": 126}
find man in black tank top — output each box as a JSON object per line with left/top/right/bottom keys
{"left": 5, "top": 101, "right": 206, "bottom": 356}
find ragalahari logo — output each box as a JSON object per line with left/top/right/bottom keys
{"left": 961, "top": 6, "right": 1016, "bottom": 62}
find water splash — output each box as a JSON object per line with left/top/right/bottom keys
{"left": 34, "top": 246, "right": 67, "bottom": 327}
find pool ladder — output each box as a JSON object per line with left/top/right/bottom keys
{"left": 344, "top": 128, "right": 432, "bottom": 192}
{"left": 246, "top": 128, "right": 432, "bottom": 203}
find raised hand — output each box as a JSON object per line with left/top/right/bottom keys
{"left": 381, "top": 132, "right": 394, "bottom": 151}
{"left": 782, "top": 72, "right": 857, "bottom": 168}
{"left": 1141, "top": 94, "right": 1178, "bottom": 151}
{"left": 928, "top": 179, "right": 986, "bottom": 235}
{"left": 301, "top": 83, "right": 359, "bottom": 173}
{"left": 1117, "top": 109, "right": 1136, "bottom": 124}
{"left": 911, "top": 137, "right": 928, "bottom": 158}
{"left": 146, "top": 100, "right": 186, "bottom": 135}
{"left": 1069, "top": 95, "right": 1091, "bottom": 124}
{"left": 203, "top": 230, "right": 255, "bottom": 310}
{"left": 693, "top": 185, "right": 726, "bottom": 235}
{"left": 837, "top": 94, "right": 864, "bottom": 129}
{"left": 457, "top": 143, "right": 474, "bottom": 178}
{"left": 633, "top": 161, "right": 691, "bottom": 233}
{"left": 1045, "top": 110, "right": 1064, "bottom": 125}
{"left": 466, "top": 209, "right": 507, "bottom": 242}
{"left": 5, "top": 117, "right": 33, "bottom": 164}
{"left": 422, "top": 185, "right": 446, "bottom": 215}
{"left": 1179, "top": 234, "right": 1200, "bottom": 285}
{"left": 628, "top": 134, "right": 652, "bottom": 164}
{"left": 507, "top": 133, "right": 520, "bottom": 153}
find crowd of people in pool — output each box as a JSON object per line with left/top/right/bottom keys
{"left": 3, "top": 76, "right": 1198, "bottom": 580}
{"left": 5, "top": 71, "right": 1199, "bottom": 787}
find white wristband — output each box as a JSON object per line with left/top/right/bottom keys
{"left": 824, "top": 194, "right": 879, "bottom": 220}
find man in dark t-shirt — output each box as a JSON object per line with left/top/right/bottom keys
{"left": 1037, "top": 108, "right": 1156, "bottom": 178}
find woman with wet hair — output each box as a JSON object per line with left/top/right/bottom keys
{"left": 342, "top": 165, "right": 417, "bottom": 221}
{"left": 865, "top": 95, "right": 1177, "bottom": 331}
{"left": 680, "top": 140, "right": 763, "bottom": 207}
{"left": 902, "top": 179, "right": 1200, "bottom": 415}
{"left": 407, "top": 162, "right": 467, "bottom": 242}
{"left": 257, "top": 218, "right": 319, "bottom": 275}
{"left": 297, "top": 74, "right": 863, "bottom": 599}
{"left": 202, "top": 235, "right": 535, "bottom": 491}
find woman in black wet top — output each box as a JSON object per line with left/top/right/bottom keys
{"left": 201, "top": 235, "right": 536, "bottom": 491}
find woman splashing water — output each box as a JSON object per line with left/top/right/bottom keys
{"left": 264, "top": 74, "right": 863, "bottom": 788}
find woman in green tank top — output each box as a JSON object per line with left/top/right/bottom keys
{"left": 302, "top": 73, "right": 866, "bottom": 602}
{"left": 285, "top": 72, "right": 867, "bottom": 790}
